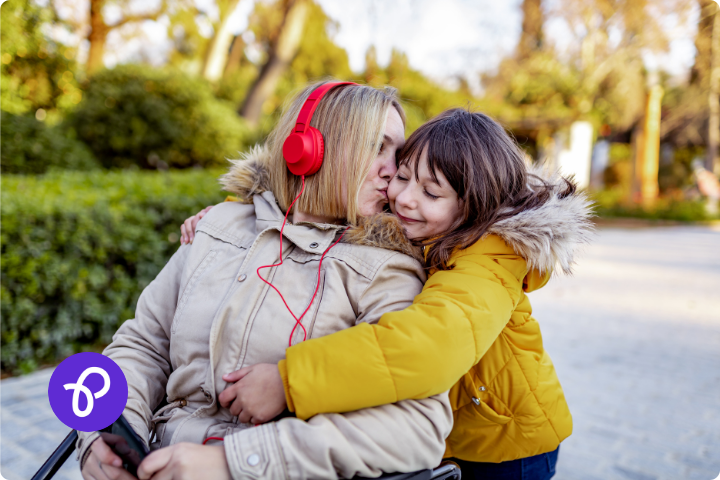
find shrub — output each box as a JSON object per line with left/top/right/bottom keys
{"left": 67, "top": 65, "right": 250, "bottom": 169}
{"left": 1, "top": 111, "right": 100, "bottom": 174}
{"left": 1, "top": 168, "right": 227, "bottom": 373}
{"left": 592, "top": 189, "right": 719, "bottom": 222}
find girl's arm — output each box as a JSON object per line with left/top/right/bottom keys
{"left": 282, "top": 243, "right": 525, "bottom": 420}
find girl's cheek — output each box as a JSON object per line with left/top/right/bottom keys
{"left": 387, "top": 180, "right": 400, "bottom": 213}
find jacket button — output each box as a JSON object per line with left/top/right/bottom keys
{"left": 237, "top": 274, "right": 247, "bottom": 282}
{"left": 309, "top": 242, "right": 319, "bottom": 249}
{"left": 247, "top": 454, "right": 260, "bottom": 466}
{"left": 479, "top": 386, "right": 486, "bottom": 392}
{"left": 472, "top": 397, "right": 480, "bottom": 405}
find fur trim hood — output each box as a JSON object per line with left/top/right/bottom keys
{"left": 220, "top": 147, "right": 594, "bottom": 273}
{"left": 486, "top": 166, "right": 595, "bottom": 275}
{"left": 220, "top": 146, "right": 424, "bottom": 263}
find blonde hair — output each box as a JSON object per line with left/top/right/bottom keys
{"left": 263, "top": 80, "right": 405, "bottom": 225}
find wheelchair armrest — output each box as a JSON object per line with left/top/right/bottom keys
{"left": 353, "top": 469, "right": 432, "bottom": 480}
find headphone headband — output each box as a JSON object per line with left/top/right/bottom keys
{"left": 283, "top": 81, "right": 358, "bottom": 177}
{"left": 292, "top": 82, "right": 357, "bottom": 134}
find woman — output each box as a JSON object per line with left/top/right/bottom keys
{"left": 77, "top": 81, "right": 452, "bottom": 480}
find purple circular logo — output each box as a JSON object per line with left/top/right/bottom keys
{"left": 48, "top": 352, "right": 128, "bottom": 432}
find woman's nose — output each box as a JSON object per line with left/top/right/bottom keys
{"left": 378, "top": 155, "right": 397, "bottom": 181}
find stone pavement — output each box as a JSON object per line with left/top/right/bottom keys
{"left": 1, "top": 368, "right": 82, "bottom": 480}
{"left": 530, "top": 225, "right": 720, "bottom": 480}
{"left": 1, "top": 225, "right": 719, "bottom": 480}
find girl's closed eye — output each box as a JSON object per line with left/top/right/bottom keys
{"left": 388, "top": 149, "right": 463, "bottom": 241}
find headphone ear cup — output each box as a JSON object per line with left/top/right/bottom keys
{"left": 304, "top": 127, "right": 325, "bottom": 176}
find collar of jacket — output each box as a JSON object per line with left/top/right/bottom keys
{"left": 221, "top": 146, "right": 424, "bottom": 263}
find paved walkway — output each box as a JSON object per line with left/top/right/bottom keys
{"left": 1, "top": 225, "right": 719, "bottom": 480}
{"left": 531, "top": 226, "right": 720, "bottom": 480}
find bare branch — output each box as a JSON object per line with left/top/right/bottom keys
{"left": 109, "top": 0, "right": 167, "bottom": 28}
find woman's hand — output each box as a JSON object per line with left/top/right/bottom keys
{"left": 81, "top": 435, "right": 136, "bottom": 480}
{"left": 137, "top": 443, "right": 230, "bottom": 480}
{"left": 219, "top": 363, "right": 287, "bottom": 424}
{"left": 180, "top": 206, "right": 214, "bottom": 245}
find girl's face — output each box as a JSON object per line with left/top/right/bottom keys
{"left": 388, "top": 148, "right": 464, "bottom": 240}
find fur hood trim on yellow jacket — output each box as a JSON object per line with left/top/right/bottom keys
{"left": 219, "top": 146, "right": 424, "bottom": 263}
{"left": 487, "top": 167, "right": 595, "bottom": 275}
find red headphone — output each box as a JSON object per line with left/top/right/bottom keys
{"left": 259, "top": 82, "right": 358, "bottom": 348}
{"left": 282, "top": 81, "right": 357, "bottom": 176}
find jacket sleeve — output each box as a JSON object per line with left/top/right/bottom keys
{"left": 76, "top": 246, "right": 189, "bottom": 463}
{"left": 224, "top": 393, "right": 452, "bottom": 480}
{"left": 280, "top": 249, "right": 523, "bottom": 419}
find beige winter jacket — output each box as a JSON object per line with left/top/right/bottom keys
{"left": 76, "top": 153, "right": 452, "bottom": 479}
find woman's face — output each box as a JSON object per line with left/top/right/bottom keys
{"left": 388, "top": 148, "right": 464, "bottom": 240}
{"left": 356, "top": 108, "right": 406, "bottom": 217}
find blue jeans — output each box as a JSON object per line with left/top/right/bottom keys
{"left": 447, "top": 447, "right": 559, "bottom": 480}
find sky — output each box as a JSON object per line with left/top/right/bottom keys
{"left": 49, "top": 0, "right": 702, "bottom": 90}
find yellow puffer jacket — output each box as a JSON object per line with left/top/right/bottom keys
{"left": 278, "top": 180, "right": 594, "bottom": 463}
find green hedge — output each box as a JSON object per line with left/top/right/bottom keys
{"left": 67, "top": 65, "right": 250, "bottom": 169}
{"left": 592, "top": 189, "right": 719, "bottom": 222}
{"left": 1, "top": 111, "right": 101, "bottom": 174}
{"left": 1, "top": 169, "right": 227, "bottom": 373}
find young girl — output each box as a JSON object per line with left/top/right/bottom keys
{"left": 183, "top": 108, "right": 593, "bottom": 479}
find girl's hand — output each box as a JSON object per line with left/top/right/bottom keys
{"left": 219, "top": 363, "right": 287, "bottom": 425}
{"left": 180, "top": 206, "right": 214, "bottom": 245}
{"left": 137, "top": 443, "right": 230, "bottom": 480}
{"left": 81, "top": 435, "right": 136, "bottom": 480}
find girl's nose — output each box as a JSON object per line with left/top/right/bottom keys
{"left": 395, "top": 185, "right": 417, "bottom": 210}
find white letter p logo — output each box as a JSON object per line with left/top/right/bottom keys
{"left": 63, "top": 367, "right": 111, "bottom": 418}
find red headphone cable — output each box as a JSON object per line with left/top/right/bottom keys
{"left": 256, "top": 175, "right": 350, "bottom": 347}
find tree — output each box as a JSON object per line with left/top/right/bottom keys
{"left": 201, "top": 0, "right": 242, "bottom": 82}
{"left": 239, "top": 0, "right": 309, "bottom": 125}
{"left": 661, "top": 0, "right": 718, "bottom": 161}
{"left": 518, "top": 0, "right": 545, "bottom": 58}
{"left": 707, "top": 1, "right": 720, "bottom": 172}
{"left": 0, "top": 0, "right": 82, "bottom": 117}
{"left": 86, "top": 0, "right": 167, "bottom": 74}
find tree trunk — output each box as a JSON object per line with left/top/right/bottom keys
{"left": 223, "top": 35, "right": 245, "bottom": 77}
{"left": 708, "top": 3, "right": 720, "bottom": 173}
{"left": 87, "top": 0, "right": 109, "bottom": 74}
{"left": 691, "top": 0, "right": 716, "bottom": 86}
{"left": 239, "top": 0, "right": 309, "bottom": 125}
{"left": 641, "top": 84, "right": 664, "bottom": 205}
{"left": 517, "top": 0, "right": 544, "bottom": 58}
{"left": 201, "top": 0, "right": 241, "bottom": 82}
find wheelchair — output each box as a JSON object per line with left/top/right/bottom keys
{"left": 31, "top": 430, "right": 461, "bottom": 480}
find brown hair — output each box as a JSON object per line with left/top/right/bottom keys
{"left": 399, "top": 108, "right": 576, "bottom": 270}
{"left": 264, "top": 80, "right": 405, "bottom": 225}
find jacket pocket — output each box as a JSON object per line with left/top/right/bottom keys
{"left": 172, "top": 249, "right": 218, "bottom": 333}
{"left": 203, "top": 423, "right": 234, "bottom": 445}
{"left": 285, "top": 251, "right": 325, "bottom": 344}
{"left": 462, "top": 372, "right": 513, "bottom": 425}
{"left": 474, "top": 398, "right": 512, "bottom": 425}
